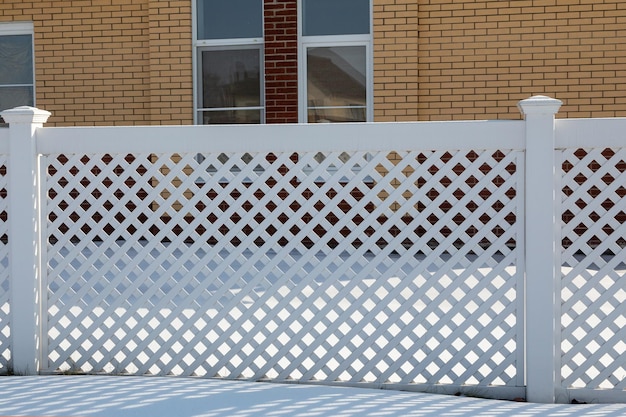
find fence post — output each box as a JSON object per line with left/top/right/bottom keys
{"left": 1, "top": 106, "right": 50, "bottom": 375}
{"left": 517, "top": 96, "right": 562, "bottom": 403}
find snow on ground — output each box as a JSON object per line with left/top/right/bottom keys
{"left": 1, "top": 376, "right": 626, "bottom": 417}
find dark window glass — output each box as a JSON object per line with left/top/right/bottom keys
{"left": 197, "top": 0, "right": 263, "bottom": 40}
{"left": 201, "top": 109, "right": 261, "bottom": 124}
{"left": 307, "top": 46, "right": 366, "bottom": 123}
{"left": 303, "top": 0, "right": 370, "bottom": 36}
{"left": 0, "top": 34, "right": 34, "bottom": 113}
{"left": 199, "top": 48, "right": 262, "bottom": 124}
{"left": 200, "top": 49, "right": 261, "bottom": 109}
{"left": 0, "top": 35, "right": 33, "bottom": 85}
{"left": 0, "top": 86, "right": 34, "bottom": 112}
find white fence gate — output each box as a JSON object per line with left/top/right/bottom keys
{"left": 0, "top": 96, "right": 624, "bottom": 404}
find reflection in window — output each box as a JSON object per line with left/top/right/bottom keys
{"left": 301, "top": 0, "right": 371, "bottom": 123}
{"left": 198, "top": 48, "right": 263, "bottom": 124}
{"left": 307, "top": 46, "right": 366, "bottom": 123}
{"left": 0, "top": 34, "right": 34, "bottom": 112}
{"left": 195, "top": 0, "right": 264, "bottom": 124}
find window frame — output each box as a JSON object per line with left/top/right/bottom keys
{"left": 0, "top": 21, "right": 35, "bottom": 113}
{"left": 297, "top": 0, "right": 373, "bottom": 124}
{"left": 196, "top": 44, "right": 265, "bottom": 125}
{"left": 192, "top": 1, "right": 265, "bottom": 125}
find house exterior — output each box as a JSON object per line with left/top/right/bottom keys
{"left": 1, "top": 0, "right": 625, "bottom": 126}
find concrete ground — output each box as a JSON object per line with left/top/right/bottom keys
{"left": 1, "top": 376, "right": 626, "bottom": 417}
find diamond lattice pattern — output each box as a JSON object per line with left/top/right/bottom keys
{"left": 560, "top": 148, "right": 626, "bottom": 390}
{"left": 44, "top": 149, "right": 523, "bottom": 387}
{"left": 0, "top": 158, "right": 10, "bottom": 372}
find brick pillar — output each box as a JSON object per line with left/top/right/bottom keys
{"left": 264, "top": 0, "right": 298, "bottom": 124}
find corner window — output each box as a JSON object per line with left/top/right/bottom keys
{"left": 300, "top": 0, "right": 371, "bottom": 123}
{"left": 195, "top": 0, "right": 264, "bottom": 124}
{"left": 0, "top": 22, "right": 35, "bottom": 115}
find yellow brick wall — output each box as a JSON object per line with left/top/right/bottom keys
{"left": 373, "top": 0, "right": 420, "bottom": 122}
{"left": 3, "top": 1, "right": 625, "bottom": 124}
{"left": 0, "top": 0, "right": 193, "bottom": 126}
{"left": 374, "top": 0, "right": 626, "bottom": 121}
{"left": 147, "top": 0, "right": 193, "bottom": 125}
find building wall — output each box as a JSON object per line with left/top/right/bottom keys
{"left": 373, "top": 0, "right": 420, "bottom": 122}
{"left": 0, "top": 0, "right": 193, "bottom": 126}
{"left": 374, "top": 0, "right": 626, "bottom": 121}
{"left": 264, "top": 0, "right": 299, "bottom": 124}
{"left": 147, "top": 0, "right": 194, "bottom": 125}
{"left": 2, "top": 1, "right": 626, "bottom": 125}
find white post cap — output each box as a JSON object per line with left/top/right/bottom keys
{"left": 517, "top": 95, "right": 563, "bottom": 117}
{"left": 1, "top": 106, "right": 51, "bottom": 125}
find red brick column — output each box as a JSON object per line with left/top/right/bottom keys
{"left": 264, "top": 0, "right": 298, "bottom": 123}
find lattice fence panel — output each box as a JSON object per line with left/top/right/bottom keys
{"left": 44, "top": 148, "right": 524, "bottom": 387}
{"left": 560, "top": 147, "right": 626, "bottom": 390}
{"left": 0, "top": 157, "right": 10, "bottom": 373}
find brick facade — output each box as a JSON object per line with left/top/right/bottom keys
{"left": 147, "top": 0, "right": 194, "bottom": 125}
{"left": 374, "top": 0, "right": 626, "bottom": 121}
{"left": 264, "top": 0, "right": 298, "bottom": 124}
{"left": 2, "top": 1, "right": 626, "bottom": 124}
{"left": 0, "top": 0, "right": 192, "bottom": 126}
{"left": 373, "top": 0, "right": 420, "bottom": 122}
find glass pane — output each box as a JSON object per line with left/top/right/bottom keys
{"left": 307, "top": 107, "right": 366, "bottom": 123}
{"left": 201, "top": 109, "right": 261, "bottom": 124}
{"left": 201, "top": 49, "right": 261, "bottom": 109}
{"left": 303, "top": 0, "right": 370, "bottom": 36}
{"left": 307, "top": 46, "right": 366, "bottom": 122}
{"left": 0, "top": 35, "right": 33, "bottom": 85}
{"left": 197, "top": 0, "right": 263, "bottom": 39}
{"left": 0, "top": 86, "right": 33, "bottom": 112}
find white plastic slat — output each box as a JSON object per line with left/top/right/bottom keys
{"left": 43, "top": 146, "right": 524, "bottom": 389}
{"left": 0, "top": 155, "right": 10, "bottom": 372}
{"left": 36, "top": 122, "right": 525, "bottom": 155}
{"left": 559, "top": 147, "right": 626, "bottom": 390}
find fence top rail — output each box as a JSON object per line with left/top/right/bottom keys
{"left": 33, "top": 120, "right": 525, "bottom": 155}
{"left": 556, "top": 118, "right": 626, "bottom": 149}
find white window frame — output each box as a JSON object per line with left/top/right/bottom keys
{"left": 192, "top": 2, "right": 265, "bottom": 125}
{"left": 0, "top": 22, "right": 35, "bottom": 111}
{"left": 297, "top": 1, "right": 373, "bottom": 124}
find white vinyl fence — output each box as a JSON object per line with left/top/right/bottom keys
{"left": 0, "top": 96, "right": 624, "bottom": 404}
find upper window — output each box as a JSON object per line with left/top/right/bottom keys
{"left": 195, "top": 0, "right": 264, "bottom": 124}
{"left": 300, "top": 0, "right": 371, "bottom": 123}
{"left": 196, "top": 0, "right": 263, "bottom": 40}
{"left": 303, "top": 0, "right": 370, "bottom": 36}
{"left": 0, "top": 22, "right": 35, "bottom": 115}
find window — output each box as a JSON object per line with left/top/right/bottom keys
{"left": 194, "top": 0, "right": 264, "bottom": 124}
{"left": 196, "top": 1, "right": 263, "bottom": 40}
{"left": 198, "top": 47, "right": 262, "bottom": 124}
{"left": 300, "top": 0, "right": 371, "bottom": 123}
{"left": 0, "top": 22, "right": 35, "bottom": 116}
{"left": 302, "top": 0, "right": 370, "bottom": 36}
{"left": 306, "top": 45, "right": 367, "bottom": 123}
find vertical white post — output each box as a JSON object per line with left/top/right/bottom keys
{"left": 517, "top": 96, "right": 562, "bottom": 403}
{"left": 1, "top": 106, "right": 50, "bottom": 375}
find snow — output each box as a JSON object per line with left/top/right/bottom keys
{"left": 1, "top": 376, "right": 625, "bottom": 417}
